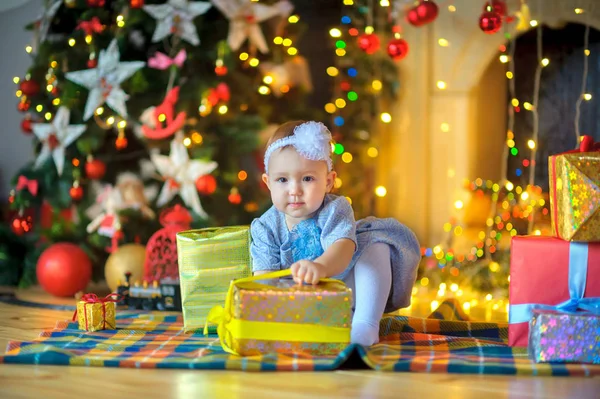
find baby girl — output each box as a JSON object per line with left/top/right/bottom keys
{"left": 250, "top": 120, "right": 421, "bottom": 346}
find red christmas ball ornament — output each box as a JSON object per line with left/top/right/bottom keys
{"left": 387, "top": 38, "right": 409, "bottom": 61}
{"left": 86, "top": 0, "right": 106, "bottom": 7}
{"left": 228, "top": 192, "right": 242, "bottom": 205}
{"left": 483, "top": 1, "right": 507, "bottom": 18}
{"left": 36, "top": 243, "right": 92, "bottom": 297}
{"left": 195, "top": 174, "right": 217, "bottom": 195}
{"left": 358, "top": 33, "right": 380, "bottom": 54}
{"left": 407, "top": 0, "right": 439, "bottom": 27}
{"left": 21, "top": 115, "right": 33, "bottom": 134}
{"left": 215, "top": 65, "right": 228, "bottom": 76}
{"left": 19, "top": 79, "right": 40, "bottom": 97}
{"left": 87, "top": 59, "right": 98, "bottom": 68}
{"left": 115, "top": 136, "right": 128, "bottom": 150}
{"left": 18, "top": 100, "right": 30, "bottom": 112}
{"left": 85, "top": 157, "right": 106, "bottom": 180}
{"left": 479, "top": 10, "right": 502, "bottom": 34}
{"left": 11, "top": 214, "right": 33, "bottom": 236}
{"left": 69, "top": 182, "right": 84, "bottom": 201}
{"left": 130, "top": 0, "right": 145, "bottom": 8}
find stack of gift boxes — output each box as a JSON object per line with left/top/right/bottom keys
{"left": 176, "top": 226, "right": 351, "bottom": 355}
{"left": 509, "top": 136, "right": 600, "bottom": 364}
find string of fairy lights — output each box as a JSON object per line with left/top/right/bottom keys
{"left": 325, "top": 0, "right": 399, "bottom": 210}
{"left": 415, "top": 2, "right": 597, "bottom": 319}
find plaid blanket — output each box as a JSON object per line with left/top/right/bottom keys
{"left": 2, "top": 299, "right": 599, "bottom": 375}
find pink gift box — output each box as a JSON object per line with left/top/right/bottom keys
{"left": 508, "top": 236, "right": 600, "bottom": 347}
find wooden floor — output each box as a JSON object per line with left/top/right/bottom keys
{"left": 1, "top": 286, "right": 598, "bottom": 399}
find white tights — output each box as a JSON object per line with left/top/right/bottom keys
{"left": 343, "top": 242, "right": 392, "bottom": 346}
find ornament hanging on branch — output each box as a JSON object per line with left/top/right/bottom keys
{"left": 87, "top": 0, "right": 106, "bottom": 7}
{"left": 358, "top": 33, "right": 380, "bottom": 54}
{"left": 33, "top": 0, "right": 62, "bottom": 48}
{"left": 11, "top": 212, "right": 33, "bottom": 236}
{"left": 87, "top": 52, "right": 97, "bottom": 69}
{"left": 406, "top": 0, "right": 438, "bottom": 27}
{"left": 144, "top": 205, "right": 192, "bottom": 282}
{"left": 211, "top": 0, "right": 289, "bottom": 53}
{"left": 515, "top": 1, "right": 531, "bottom": 32}
{"left": 18, "top": 98, "right": 30, "bottom": 112}
{"left": 31, "top": 106, "right": 86, "bottom": 176}
{"left": 115, "top": 172, "right": 156, "bottom": 219}
{"left": 151, "top": 133, "right": 218, "bottom": 218}
{"left": 115, "top": 129, "right": 128, "bottom": 150}
{"left": 16, "top": 175, "right": 39, "bottom": 196}
{"left": 148, "top": 49, "right": 187, "bottom": 71}
{"left": 206, "top": 83, "right": 230, "bottom": 107}
{"left": 228, "top": 187, "right": 242, "bottom": 205}
{"left": 76, "top": 17, "right": 105, "bottom": 36}
{"left": 195, "top": 174, "right": 217, "bottom": 195}
{"left": 86, "top": 185, "right": 124, "bottom": 252}
{"left": 142, "top": 0, "right": 211, "bottom": 46}
{"left": 130, "top": 0, "right": 145, "bottom": 8}
{"left": 387, "top": 37, "right": 409, "bottom": 61}
{"left": 483, "top": 1, "right": 507, "bottom": 19}
{"left": 140, "top": 86, "right": 187, "bottom": 140}
{"left": 19, "top": 79, "right": 40, "bottom": 97}
{"left": 65, "top": 40, "right": 145, "bottom": 121}
{"left": 21, "top": 115, "right": 34, "bottom": 134}
{"left": 70, "top": 181, "right": 84, "bottom": 201}
{"left": 214, "top": 42, "right": 228, "bottom": 76}
{"left": 479, "top": 7, "right": 502, "bottom": 34}
{"left": 85, "top": 156, "right": 106, "bottom": 180}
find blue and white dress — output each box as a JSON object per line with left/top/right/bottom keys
{"left": 250, "top": 194, "right": 421, "bottom": 312}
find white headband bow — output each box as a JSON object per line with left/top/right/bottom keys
{"left": 263, "top": 121, "right": 333, "bottom": 174}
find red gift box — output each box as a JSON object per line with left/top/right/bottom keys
{"left": 508, "top": 235, "right": 600, "bottom": 347}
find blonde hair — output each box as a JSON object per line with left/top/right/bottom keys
{"left": 265, "top": 120, "right": 306, "bottom": 148}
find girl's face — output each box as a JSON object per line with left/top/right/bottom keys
{"left": 263, "top": 146, "right": 336, "bottom": 227}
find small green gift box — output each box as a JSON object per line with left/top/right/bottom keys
{"left": 176, "top": 226, "right": 252, "bottom": 332}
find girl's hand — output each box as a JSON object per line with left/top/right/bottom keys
{"left": 290, "top": 260, "right": 326, "bottom": 285}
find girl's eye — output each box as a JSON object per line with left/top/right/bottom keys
{"left": 276, "top": 177, "right": 287, "bottom": 183}
{"left": 303, "top": 176, "right": 315, "bottom": 182}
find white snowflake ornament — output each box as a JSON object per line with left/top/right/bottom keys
{"left": 143, "top": 0, "right": 211, "bottom": 45}
{"left": 32, "top": 106, "right": 86, "bottom": 176}
{"left": 211, "top": 0, "right": 287, "bottom": 53}
{"left": 152, "top": 133, "right": 217, "bottom": 218}
{"left": 65, "top": 40, "right": 145, "bottom": 121}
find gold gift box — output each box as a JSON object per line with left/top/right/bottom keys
{"left": 549, "top": 151, "right": 600, "bottom": 241}
{"left": 176, "top": 226, "right": 252, "bottom": 332}
{"left": 208, "top": 270, "right": 352, "bottom": 356}
{"left": 76, "top": 301, "right": 116, "bottom": 332}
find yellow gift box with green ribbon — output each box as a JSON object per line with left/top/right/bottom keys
{"left": 205, "top": 269, "right": 352, "bottom": 356}
{"left": 176, "top": 226, "right": 252, "bottom": 332}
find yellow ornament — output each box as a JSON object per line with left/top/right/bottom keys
{"left": 515, "top": 2, "right": 531, "bottom": 32}
{"left": 104, "top": 243, "right": 146, "bottom": 291}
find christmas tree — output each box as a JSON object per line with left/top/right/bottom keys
{"left": 2, "top": 0, "right": 320, "bottom": 287}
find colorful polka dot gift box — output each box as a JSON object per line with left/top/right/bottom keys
{"left": 204, "top": 269, "right": 352, "bottom": 356}
{"left": 549, "top": 135, "right": 600, "bottom": 242}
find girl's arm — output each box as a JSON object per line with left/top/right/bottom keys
{"left": 314, "top": 238, "right": 355, "bottom": 277}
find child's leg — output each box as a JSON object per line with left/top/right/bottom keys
{"left": 350, "top": 242, "right": 391, "bottom": 346}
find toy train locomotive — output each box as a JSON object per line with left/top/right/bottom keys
{"left": 116, "top": 272, "right": 182, "bottom": 311}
